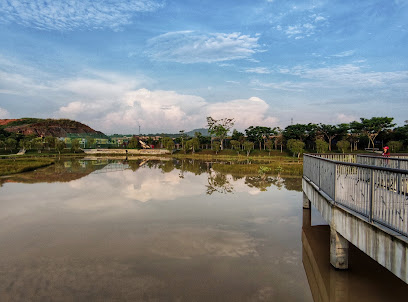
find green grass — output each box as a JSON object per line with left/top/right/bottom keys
{"left": 0, "top": 158, "right": 55, "bottom": 176}
{"left": 169, "top": 149, "right": 297, "bottom": 161}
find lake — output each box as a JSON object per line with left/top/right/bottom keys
{"left": 0, "top": 158, "right": 406, "bottom": 301}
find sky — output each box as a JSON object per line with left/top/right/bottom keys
{"left": 0, "top": 0, "right": 407, "bottom": 134}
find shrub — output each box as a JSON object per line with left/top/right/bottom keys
{"left": 315, "top": 139, "right": 329, "bottom": 153}
{"left": 336, "top": 140, "right": 350, "bottom": 154}
{"left": 387, "top": 141, "right": 403, "bottom": 152}
{"left": 287, "top": 139, "right": 305, "bottom": 158}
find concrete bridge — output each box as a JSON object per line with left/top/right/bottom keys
{"left": 302, "top": 153, "right": 408, "bottom": 284}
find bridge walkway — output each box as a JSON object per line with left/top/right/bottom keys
{"left": 303, "top": 153, "right": 408, "bottom": 284}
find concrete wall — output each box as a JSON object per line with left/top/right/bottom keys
{"left": 303, "top": 177, "right": 408, "bottom": 284}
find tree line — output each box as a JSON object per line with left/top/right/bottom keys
{"left": 161, "top": 116, "right": 407, "bottom": 157}
{"left": 1, "top": 116, "right": 407, "bottom": 157}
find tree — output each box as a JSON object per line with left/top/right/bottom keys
{"left": 348, "top": 121, "right": 363, "bottom": 151}
{"left": 287, "top": 139, "right": 305, "bottom": 158}
{"left": 71, "top": 139, "right": 81, "bottom": 153}
{"left": 206, "top": 116, "right": 234, "bottom": 150}
{"left": 283, "top": 124, "right": 314, "bottom": 141}
{"left": 359, "top": 117, "right": 395, "bottom": 148}
{"left": 318, "top": 123, "right": 348, "bottom": 151}
{"left": 128, "top": 137, "right": 139, "bottom": 149}
{"left": 19, "top": 138, "right": 31, "bottom": 151}
{"left": 315, "top": 139, "right": 329, "bottom": 153}
{"left": 387, "top": 141, "right": 403, "bottom": 152}
{"left": 0, "top": 140, "right": 4, "bottom": 151}
{"left": 185, "top": 138, "right": 200, "bottom": 153}
{"left": 55, "top": 139, "right": 66, "bottom": 156}
{"left": 45, "top": 136, "right": 55, "bottom": 150}
{"left": 283, "top": 123, "right": 318, "bottom": 150}
{"left": 336, "top": 140, "right": 350, "bottom": 154}
{"left": 245, "top": 126, "right": 275, "bottom": 150}
{"left": 87, "top": 137, "right": 96, "bottom": 148}
{"left": 230, "top": 140, "right": 241, "bottom": 155}
{"left": 179, "top": 130, "right": 187, "bottom": 150}
{"left": 265, "top": 140, "right": 274, "bottom": 156}
{"left": 212, "top": 140, "right": 221, "bottom": 154}
{"left": 31, "top": 137, "right": 43, "bottom": 152}
{"left": 195, "top": 132, "right": 211, "bottom": 149}
{"left": 243, "top": 141, "right": 254, "bottom": 157}
{"left": 274, "top": 127, "right": 284, "bottom": 153}
{"left": 393, "top": 124, "right": 408, "bottom": 147}
{"left": 5, "top": 138, "right": 17, "bottom": 153}
{"left": 162, "top": 137, "right": 175, "bottom": 154}
{"left": 231, "top": 129, "right": 245, "bottom": 142}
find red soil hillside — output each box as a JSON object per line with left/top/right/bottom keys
{"left": 0, "top": 118, "right": 106, "bottom": 138}
{"left": 0, "top": 119, "right": 18, "bottom": 126}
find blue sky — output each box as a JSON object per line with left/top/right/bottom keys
{"left": 0, "top": 0, "right": 407, "bottom": 134}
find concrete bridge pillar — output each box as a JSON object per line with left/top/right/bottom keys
{"left": 302, "top": 208, "right": 311, "bottom": 228}
{"left": 330, "top": 226, "right": 349, "bottom": 269}
{"left": 303, "top": 192, "right": 311, "bottom": 209}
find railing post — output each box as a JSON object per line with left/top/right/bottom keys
{"left": 318, "top": 160, "right": 321, "bottom": 188}
{"left": 397, "top": 161, "right": 401, "bottom": 194}
{"left": 333, "top": 163, "right": 337, "bottom": 204}
{"left": 369, "top": 169, "right": 374, "bottom": 223}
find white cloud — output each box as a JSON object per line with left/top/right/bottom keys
{"left": 336, "top": 114, "right": 358, "bottom": 124}
{"left": 0, "top": 107, "right": 10, "bottom": 119}
{"left": 0, "top": 0, "right": 163, "bottom": 31}
{"left": 331, "top": 50, "right": 355, "bottom": 58}
{"left": 146, "top": 31, "right": 261, "bottom": 63}
{"left": 99, "top": 89, "right": 208, "bottom": 133}
{"left": 245, "top": 67, "right": 271, "bottom": 74}
{"left": 54, "top": 82, "right": 279, "bottom": 133}
{"left": 314, "top": 16, "right": 326, "bottom": 22}
{"left": 250, "top": 79, "right": 307, "bottom": 92}
{"left": 0, "top": 56, "right": 55, "bottom": 96}
{"left": 274, "top": 10, "right": 328, "bottom": 40}
{"left": 207, "top": 97, "right": 279, "bottom": 130}
{"left": 286, "top": 64, "right": 408, "bottom": 88}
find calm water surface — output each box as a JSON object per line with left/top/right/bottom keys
{"left": 0, "top": 159, "right": 406, "bottom": 301}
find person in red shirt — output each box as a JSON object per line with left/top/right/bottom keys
{"left": 382, "top": 146, "right": 390, "bottom": 157}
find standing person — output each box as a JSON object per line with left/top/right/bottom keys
{"left": 382, "top": 146, "right": 390, "bottom": 157}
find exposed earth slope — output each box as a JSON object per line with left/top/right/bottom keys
{"left": 0, "top": 118, "right": 105, "bottom": 137}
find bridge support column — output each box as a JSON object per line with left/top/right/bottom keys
{"left": 302, "top": 208, "right": 311, "bottom": 228}
{"left": 330, "top": 226, "right": 349, "bottom": 269}
{"left": 303, "top": 193, "right": 310, "bottom": 209}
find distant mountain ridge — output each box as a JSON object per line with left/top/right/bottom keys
{"left": 147, "top": 128, "right": 209, "bottom": 137}
{"left": 186, "top": 128, "right": 209, "bottom": 136}
{"left": 0, "top": 118, "right": 106, "bottom": 138}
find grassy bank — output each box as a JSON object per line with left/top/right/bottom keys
{"left": 169, "top": 149, "right": 300, "bottom": 161}
{"left": 0, "top": 158, "right": 55, "bottom": 176}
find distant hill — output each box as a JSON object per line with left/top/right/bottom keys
{"left": 186, "top": 128, "right": 209, "bottom": 136}
{"left": 0, "top": 118, "right": 106, "bottom": 138}
{"left": 147, "top": 128, "right": 209, "bottom": 137}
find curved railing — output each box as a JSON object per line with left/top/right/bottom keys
{"left": 303, "top": 154, "right": 408, "bottom": 237}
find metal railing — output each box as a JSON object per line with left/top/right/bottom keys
{"left": 313, "top": 153, "right": 357, "bottom": 163}
{"left": 304, "top": 154, "right": 408, "bottom": 237}
{"left": 356, "top": 154, "right": 408, "bottom": 170}
{"left": 314, "top": 153, "right": 408, "bottom": 170}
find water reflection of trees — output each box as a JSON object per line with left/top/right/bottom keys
{"left": 245, "top": 176, "right": 279, "bottom": 192}
{"left": 1, "top": 159, "right": 111, "bottom": 185}
{"left": 206, "top": 170, "right": 234, "bottom": 195}
{"left": 1, "top": 158, "right": 302, "bottom": 193}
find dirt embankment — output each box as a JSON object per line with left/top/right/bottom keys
{"left": 0, "top": 119, "right": 18, "bottom": 126}
{"left": 0, "top": 118, "right": 105, "bottom": 137}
